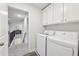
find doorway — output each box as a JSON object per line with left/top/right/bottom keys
{"left": 8, "top": 6, "right": 29, "bottom": 56}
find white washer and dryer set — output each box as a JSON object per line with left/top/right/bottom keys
{"left": 36, "top": 30, "right": 79, "bottom": 56}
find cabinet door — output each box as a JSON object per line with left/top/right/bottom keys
{"left": 46, "top": 4, "right": 54, "bottom": 25}
{"left": 0, "top": 3, "right": 8, "bottom": 56}
{"left": 53, "top": 3, "right": 64, "bottom": 24}
{"left": 0, "top": 3, "right": 8, "bottom": 36}
{"left": 42, "top": 4, "right": 54, "bottom": 25}
{"left": 42, "top": 8, "right": 48, "bottom": 25}
{"left": 64, "top": 3, "right": 79, "bottom": 22}
{"left": 47, "top": 40, "right": 73, "bottom": 56}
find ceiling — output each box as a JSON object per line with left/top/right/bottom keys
{"left": 8, "top": 6, "right": 27, "bottom": 24}
{"left": 8, "top": 3, "right": 49, "bottom": 24}
{"left": 29, "top": 3, "right": 49, "bottom": 10}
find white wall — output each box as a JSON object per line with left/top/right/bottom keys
{"left": 8, "top": 3, "right": 44, "bottom": 50}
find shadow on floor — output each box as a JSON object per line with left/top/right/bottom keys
{"left": 24, "top": 51, "right": 38, "bottom": 56}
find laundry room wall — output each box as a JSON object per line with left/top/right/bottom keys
{"left": 8, "top": 3, "right": 44, "bottom": 51}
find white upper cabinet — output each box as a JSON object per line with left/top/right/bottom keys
{"left": 64, "top": 3, "right": 79, "bottom": 22}
{"left": 47, "top": 4, "right": 54, "bottom": 25}
{"left": 42, "top": 3, "right": 64, "bottom": 25}
{"left": 42, "top": 3, "right": 79, "bottom": 25}
{"left": 53, "top": 3, "right": 64, "bottom": 24}
{"left": 42, "top": 7, "right": 48, "bottom": 25}
{"left": 42, "top": 4, "right": 54, "bottom": 25}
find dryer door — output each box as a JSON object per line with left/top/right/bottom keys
{"left": 47, "top": 39, "right": 73, "bottom": 56}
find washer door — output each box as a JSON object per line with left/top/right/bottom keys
{"left": 47, "top": 40, "right": 73, "bottom": 56}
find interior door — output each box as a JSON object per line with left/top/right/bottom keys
{"left": 23, "top": 15, "right": 28, "bottom": 44}
{"left": 0, "top": 3, "right": 8, "bottom": 56}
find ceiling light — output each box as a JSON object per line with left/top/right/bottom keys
{"left": 0, "top": 10, "right": 8, "bottom": 15}
{"left": 17, "top": 14, "right": 23, "bottom": 18}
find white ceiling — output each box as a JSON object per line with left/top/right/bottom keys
{"left": 29, "top": 3, "right": 49, "bottom": 9}
{"left": 8, "top": 3, "right": 49, "bottom": 24}
{"left": 8, "top": 6, "right": 27, "bottom": 24}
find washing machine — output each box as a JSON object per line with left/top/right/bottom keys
{"left": 47, "top": 31, "right": 78, "bottom": 56}
{"left": 36, "top": 33, "right": 47, "bottom": 56}
{"left": 36, "top": 30, "right": 55, "bottom": 56}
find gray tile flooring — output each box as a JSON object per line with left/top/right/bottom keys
{"left": 8, "top": 43, "right": 28, "bottom": 56}
{"left": 8, "top": 43, "right": 38, "bottom": 56}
